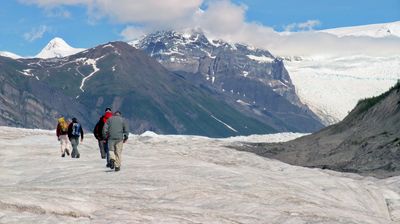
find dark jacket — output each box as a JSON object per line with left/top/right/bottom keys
{"left": 93, "top": 112, "right": 113, "bottom": 140}
{"left": 103, "top": 114, "right": 129, "bottom": 141}
{"left": 68, "top": 121, "right": 84, "bottom": 140}
{"left": 93, "top": 116, "right": 105, "bottom": 140}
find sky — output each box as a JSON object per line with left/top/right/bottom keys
{"left": 0, "top": 0, "right": 399, "bottom": 56}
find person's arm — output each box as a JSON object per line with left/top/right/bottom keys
{"left": 80, "top": 125, "right": 84, "bottom": 141}
{"left": 67, "top": 123, "right": 73, "bottom": 139}
{"left": 56, "top": 124, "right": 60, "bottom": 139}
{"left": 123, "top": 120, "right": 129, "bottom": 143}
{"left": 93, "top": 122, "right": 99, "bottom": 140}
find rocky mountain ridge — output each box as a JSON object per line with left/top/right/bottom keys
{"left": 132, "top": 30, "right": 323, "bottom": 132}
{"left": 0, "top": 42, "right": 279, "bottom": 137}
{"left": 236, "top": 82, "right": 400, "bottom": 178}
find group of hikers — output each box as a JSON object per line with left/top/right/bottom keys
{"left": 56, "top": 107, "right": 129, "bottom": 172}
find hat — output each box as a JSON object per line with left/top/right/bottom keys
{"left": 72, "top": 117, "right": 78, "bottom": 122}
{"left": 105, "top": 107, "right": 112, "bottom": 112}
{"left": 114, "top": 111, "right": 121, "bottom": 115}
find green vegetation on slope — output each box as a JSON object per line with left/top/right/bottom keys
{"left": 355, "top": 80, "right": 400, "bottom": 115}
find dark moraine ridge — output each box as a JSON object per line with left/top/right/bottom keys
{"left": 234, "top": 82, "right": 400, "bottom": 178}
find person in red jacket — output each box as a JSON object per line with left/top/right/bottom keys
{"left": 56, "top": 116, "right": 71, "bottom": 157}
{"left": 93, "top": 107, "right": 113, "bottom": 167}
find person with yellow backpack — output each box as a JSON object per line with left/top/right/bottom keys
{"left": 56, "top": 116, "right": 72, "bottom": 157}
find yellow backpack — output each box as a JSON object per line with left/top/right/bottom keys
{"left": 58, "top": 117, "right": 68, "bottom": 132}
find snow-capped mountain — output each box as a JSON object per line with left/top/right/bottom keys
{"left": 0, "top": 51, "right": 21, "bottom": 59}
{"left": 131, "top": 30, "right": 324, "bottom": 132}
{"left": 321, "top": 21, "right": 400, "bottom": 38}
{"left": 0, "top": 41, "right": 286, "bottom": 137}
{"left": 131, "top": 30, "right": 294, "bottom": 103}
{"left": 1, "top": 126, "right": 399, "bottom": 223}
{"left": 35, "top": 37, "right": 85, "bottom": 59}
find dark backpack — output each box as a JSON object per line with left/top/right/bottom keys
{"left": 93, "top": 118, "right": 105, "bottom": 139}
{"left": 71, "top": 123, "right": 81, "bottom": 137}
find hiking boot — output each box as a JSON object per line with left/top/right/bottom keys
{"left": 61, "top": 153, "right": 65, "bottom": 157}
{"left": 110, "top": 159, "right": 115, "bottom": 169}
{"left": 115, "top": 167, "right": 120, "bottom": 172}
{"left": 77, "top": 154, "right": 80, "bottom": 158}
{"left": 106, "top": 163, "right": 111, "bottom": 168}
{"left": 65, "top": 150, "right": 70, "bottom": 156}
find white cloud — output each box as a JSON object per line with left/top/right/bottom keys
{"left": 120, "top": 26, "right": 146, "bottom": 41}
{"left": 23, "top": 25, "right": 49, "bottom": 42}
{"left": 188, "top": 1, "right": 400, "bottom": 57}
{"left": 44, "top": 7, "right": 72, "bottom": 18}
{"left": 284, "top": 20, "right": 321, "bottom": 32}
{"left": 20, "top": 0, "right": 400, "bottom": 57}
{"left": 195, "top": 1, "right": 247, "bottom": 35}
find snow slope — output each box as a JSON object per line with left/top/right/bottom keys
{"left": 321, "top": 21, "right": 400, "bottom": 38}
{"left": 0, "top": 51, "right": 22, "bottom": 59}
{"left": 35, "top": 37, "right": 85, "bottom": 59}
{"left": 0, "top": 126, "right": 399, "bottom": 223}
{"left": 284, "top": 55, "right": 400, "bottom": 124}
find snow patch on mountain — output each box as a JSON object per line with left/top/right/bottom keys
{"left": 284, "top": 55, "right": 400, "bottom": 124}
{"left": 0, "top": 126, "right": 399, "bottom": 223}
{"left": 211, "top": 115, "right": 238, "bottom": 132}
{"left": 0, "top": 51, "right": 22, "bottom": 59}
{"left": 18, "top": 69, "right": 34, "bottom": 77}
{"left": 79, "top": 58, "right": 101, "bottom": 92}
{"left": 247, "top": 54, "right": 275, "bottom": 63}
{"left": 35, "top": 37, "right": 85, "bottom": 59}
{"left": 321, "top": 21, "right": 400, "bottom": 38}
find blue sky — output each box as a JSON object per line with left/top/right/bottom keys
{"left": 1, "top": 0, "right": 399, "bottom": 56}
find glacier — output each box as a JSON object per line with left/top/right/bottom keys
{"left": 284, "top": 55, "right": 400, "bottom": 124}
{"left": 0, "top": 126, "right": 399, "bottom": 223}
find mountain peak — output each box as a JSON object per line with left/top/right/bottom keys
{"left": 35, "top": 37, "right": 86, "bottom": 59}
{"left": 46, "top": 37, "right": 69, "bottom": 48}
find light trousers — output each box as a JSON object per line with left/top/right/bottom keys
{"left": 59, "top": 135, "right": 71, "bottom": 155}
{"left": 108, "top": 140, "right": 124, "bottom": 168}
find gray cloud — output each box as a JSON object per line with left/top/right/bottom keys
{"left": 21, "top": 0, "right": 202, "bottom": 24}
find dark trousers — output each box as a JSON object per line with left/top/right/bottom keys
{"left": 99, "top": 140, "right": 110, "bottom": 164}
{"left": 105, "top": 140, "right": 110, "bottom": 164}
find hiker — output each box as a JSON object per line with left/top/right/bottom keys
{"left": 93, "top": 107, "right": 113, "bottom": 167}
{"left": 56, "top": 116, "right": 71, "bottom": 157}
{"left": 68, "top": 117, "right": 84, "bottom": 158}
{"left": 103, "top": 111, "right": 129, "bottom": 172}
